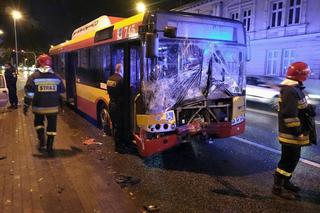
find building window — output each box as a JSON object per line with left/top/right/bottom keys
{"left": 266, "top": 50, "right": 281, "bottom": 75}
{"left": 281, "top": 49, "right": 296, "bottom": 76}
{"left": 288, "top": 0, "right": 301, "bottom": 25}
{"left": 270, "top": 1, "right": 283, "bottom": 27}
{"left": 243, "top": 9, "right": 252, "bottom": 31}
{"left": 230, "top": 11, "right": 239, "bottom": 20}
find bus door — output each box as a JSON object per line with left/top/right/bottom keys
{"left": 128, "top": 44, "right": 141, "bottom": 133}
{"left": 111, "top": 44, "right": 129, "bottom": 135}
{"left": 65, "top": 52, "right": 78, "bottom": 107}
{"left": 111, "top": 42, "right": 141, "bottom": 136}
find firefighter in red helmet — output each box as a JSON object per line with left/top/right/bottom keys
{"left": 23, "top": 54, "right": 65, "bottom": 157}
{"left": 272, "top": 62, "right": 312, "bottom": 199}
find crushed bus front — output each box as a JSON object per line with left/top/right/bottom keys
{"left": 134, "top": 12, "right": 246, "bottom": 157}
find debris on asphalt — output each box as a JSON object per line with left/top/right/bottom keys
{"left": 57, "top": 184, "right": 65, "bottom": 194}
{"left": 115, "top": 174, "right": 141, "bottom": 188}
{"left": 4, "top": 199, "right": 12, "bottom": 205}
{"left": 83, "top": 138, "right": 103, "bottom": 146}
{"left": 97, "top": 155, "right": 106, "bottom": 160}
{"left": 38, "top": 177, "right": 44, "bottom": 182}
{"left": 143, "top": 205, "right": 160, "bottom": 212}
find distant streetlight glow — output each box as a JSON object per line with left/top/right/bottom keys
{"left": 136, "top": 2, "right": 146, "bottom": 13}
{"left": 11, "top": 10, "right": 22, "bottom": 67}
{"left": 11, "top": 10, "right": 22, "bottom": 20}
{"left": 0, "top": 30, "right": 4, "bottom": 35}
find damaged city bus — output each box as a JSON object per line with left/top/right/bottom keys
{"left": 49, "top": 11, "right": 247, "bottom": 157}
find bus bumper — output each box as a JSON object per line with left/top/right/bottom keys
{"left": 133, "top": 121, "right": 245, "bottom": 157}
{"left": 133, "top": 133, "right": 181, "bottom": 157}
{"left": 203, "top": 121, "right": 245, "bottom": 138}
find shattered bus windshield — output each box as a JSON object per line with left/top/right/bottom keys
{"left": 142, "top": 39, "right": 246, "bottom": 114}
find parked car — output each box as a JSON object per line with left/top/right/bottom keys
{"left": 0, "top": 74, "right": 9, "bottom": 107}
{"left": 246, "top": 75, "right": 320, "bottom": 108}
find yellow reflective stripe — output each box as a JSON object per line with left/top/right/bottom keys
{"left": 286, "top": 121, "right": 301, "bottom": 127}
{"left": 279, "top": 136, "right": 309, "bottom": 145}
{"left": 35, "top": 125, "right": 45, "bottom": 130}
{"left": 276, "top": 168, "right": 292, "bottom": 177}
{"left": 47, "top": 132, "right": 57, "bottom": 136}
{"left": 279, "top": 132, "right": 309, "bottom": 145}
{"left": 32, "top": 107, "right": 59, "bottom": 114}
{"left": 279, "top": 132, "right": 308, "bottom": 140}
{"left": 284, "top": 117, "right": 301, "bottom": 127}
{"left": 297, "top": 104, "right": 307, "bottom": 109}
{"left": 297, "top": 98, "right": 308, "bottom": 109}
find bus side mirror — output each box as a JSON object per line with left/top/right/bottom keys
{"left": 164, "top": 26, "right": 177, "bottom": 38}
{"left": 145, "top": 32, "right": 159, "bottom": 58}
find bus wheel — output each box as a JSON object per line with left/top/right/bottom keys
{"left": 98, "top": 104, "right": 112, "bottom": 136}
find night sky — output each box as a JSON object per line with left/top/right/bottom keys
{"left": 0, "top": 0, "right": 195, "bottom": 52}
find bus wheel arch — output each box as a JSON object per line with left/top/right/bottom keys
{"left": 97, "top": 100, "right": 112, "bottom": 136}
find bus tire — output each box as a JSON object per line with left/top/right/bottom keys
{"left": 98, "top": 103, "right": 112, "bottom": 136}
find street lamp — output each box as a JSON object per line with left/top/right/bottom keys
{"left": 0, "top": 30, "right": 3, "bottom": 45}
{"left": 11, "top": 10, "right": 22, "bottom": 68}
{"left": 136, "top": 2, "right": 146, "bottom": 13}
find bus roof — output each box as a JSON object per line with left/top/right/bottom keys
{"left": 49, "top": 13, "right": 144, "bottom": 54}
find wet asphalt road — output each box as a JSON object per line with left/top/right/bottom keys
{"left": 16, "top": 72, "right": 320, "bottom": 213}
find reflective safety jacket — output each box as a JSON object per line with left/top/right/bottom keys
{"left": 24, "top": 69, "right": 65, "bottom": 114}
{"left": 278, "top": 79, "right": 309, "bottom": 146}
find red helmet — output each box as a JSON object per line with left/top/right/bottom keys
{"left": 286, "top": 62, "right": 311, "bottom": 82}
{"left": 36, "top": 54, "right": 52, "bottom": 67}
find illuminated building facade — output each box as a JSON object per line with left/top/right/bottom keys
{"left": 174, "top": 0, "right": 320, "bottom": 79}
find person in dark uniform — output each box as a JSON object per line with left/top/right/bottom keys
{"left": 107, "top": 63, "right": 124, "bottom": 151}
{"left": 23, "top": 54, "right": 65, "bottom": 156}
{"left": 272, "top": 62, "right": 312, "bottom": 199}
{"left": 4, "top": 62, "right": 18, "bottom": 109}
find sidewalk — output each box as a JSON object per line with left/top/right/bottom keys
{"left": 0, "top": 86, "right": 138, "bottom": 212}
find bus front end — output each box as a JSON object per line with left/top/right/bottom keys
{"left": 135, "top": 12, "right": 246, "bottom": 157}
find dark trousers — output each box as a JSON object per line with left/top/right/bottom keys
{"left": 8, "top": 85, "right": 18, "bottom": 106}
{"left": 277, "top": 145, "right": 301, "bottom": 176}
{"left": 109, "top": 101, "right": 124, "bottom": 147}
{"left": 34, "top": 113, "right": 58, "bottom": 137}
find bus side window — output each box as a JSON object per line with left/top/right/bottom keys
{"left": 111, "top": 48, "right": 124, "bottom": 75}
{"left": 90, "top": 45, "right": 111, "bottom": 85}
{"left": 130, "top": 47, "right": 140, "bottom": 93}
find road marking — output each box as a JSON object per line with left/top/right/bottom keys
{"left": 232, "top": 136, "right": 320, "bottom": 169}
{"left": 246, "top": 108, "right": 277, "bottom": 116}
{"left": 246, "top": 108, "right": 320, "bottom": 125}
